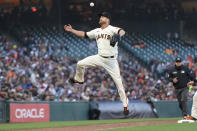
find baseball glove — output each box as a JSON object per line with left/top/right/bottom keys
{"left": 110, "top": 34, "right": 121, "bottom": 47}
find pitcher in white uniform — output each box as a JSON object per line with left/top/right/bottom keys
{"left": 185, "top": 85, "right": 197, "bottom": 121}
{"left": 64, "top": 12, "right": 129, "bottom": 115}
{"left": 191, "top": 90, "right": 197, "bottom": 121}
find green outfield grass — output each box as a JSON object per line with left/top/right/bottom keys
{"left": 104, "top": 123, "right": 197, "bottom": 131}
{"left": 0, "top": 118, "right": 191, "bottom": 131}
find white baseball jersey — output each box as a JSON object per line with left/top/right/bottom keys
{"left": 86, "top": 25, "right": 121, "bottom": 56}
{"left": 74, "top": 25, "right": 128, "bottom": 108}
{"left": 191, "top": 90, "right": 197, "bottom": 119}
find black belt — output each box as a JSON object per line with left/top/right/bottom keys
{"left": 100, "top": 55, "right": 114, "bottom": 58}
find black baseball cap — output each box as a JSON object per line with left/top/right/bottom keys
{"left": 98, "top": 12, "right": 111, "bottom": 19}
{"left": 175, "top": 57, "right": 182, "bottom": 62}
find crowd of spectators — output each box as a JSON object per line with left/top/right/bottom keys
{"left": 0, "top": 32, "right": 196, "bottom": 103}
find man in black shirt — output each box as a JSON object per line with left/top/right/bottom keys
{"left": 88, "top": 95, "right": 100, "bottom": 120}
{"left": 167, "top": 57, "right": 195, "bottom": 118}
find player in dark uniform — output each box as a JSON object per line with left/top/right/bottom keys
{"left": 167, "top": 57, "right": 196, "bottom": 118}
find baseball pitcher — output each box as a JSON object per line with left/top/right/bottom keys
{"left": 64, "top": 12, "right": 129, "bottom": 115}
{"left": 191, "top": 90, "right": 197, "bottom": 121}
{"left": 185, "top": 82, "right": 197, "bottom": 121}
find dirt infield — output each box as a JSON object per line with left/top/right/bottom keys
{"left": 18, "top": 120, "right": 177, "bottom": 131}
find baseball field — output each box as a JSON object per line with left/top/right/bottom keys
{"left": 0, "top": 118, "right": 196, "bottom": 131}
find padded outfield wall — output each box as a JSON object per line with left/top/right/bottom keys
{"left": 0, "top": 100, "right": 192, "bottom": 123}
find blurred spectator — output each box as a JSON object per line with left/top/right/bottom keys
{"left": 186, "top": 54, "right": 193, "bottom": 68}
{"left": 184, "top": 40, "right": 194, "bottom": 47}
{"left": 166, "top": 48, "right": 173, "bottom": 55}
{"left": 166, "top": 32, "right": 171, "bottom": 40}
{"left": 194, "top": 55, "right": 197, "bottom": 64}
{"left": 88, "top": 95, "right": 100, "bottom": 120}
{"left": 174, "top": 32, "right": 179, "bottom": 40}
{"left": 132, "top": 39, "right": 146, "bottom": 48}
{"left": 172, "top": 48, "right": 179, "bottom": 56}
{"left": 146, "top": 97, "right": 158, "bottom": 118}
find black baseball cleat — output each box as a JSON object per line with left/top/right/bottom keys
{"left": 123, "top": 107, "right": 129, "bottom": 116}
{"left": 69, "top": 78, "right": 84, "bottom": 84}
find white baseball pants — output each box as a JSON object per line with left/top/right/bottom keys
{"left": 191, "top": 91, "right": 197, "bottom": 119}
{"left": 74, "top": 54, "right": 128, "bottom": 107}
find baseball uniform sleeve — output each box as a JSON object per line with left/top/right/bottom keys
{"left": 85, "top": 29, "right": 97, "bottom": 39}
{"left": 111, "top": 26, "right": 122, "bottom": 35}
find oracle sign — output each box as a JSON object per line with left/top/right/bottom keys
{"left": 10, "top": 103, "right": 50, "bottom": 123}
{"left": 15, "top": 108, "right": 44, "bottom": 119}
